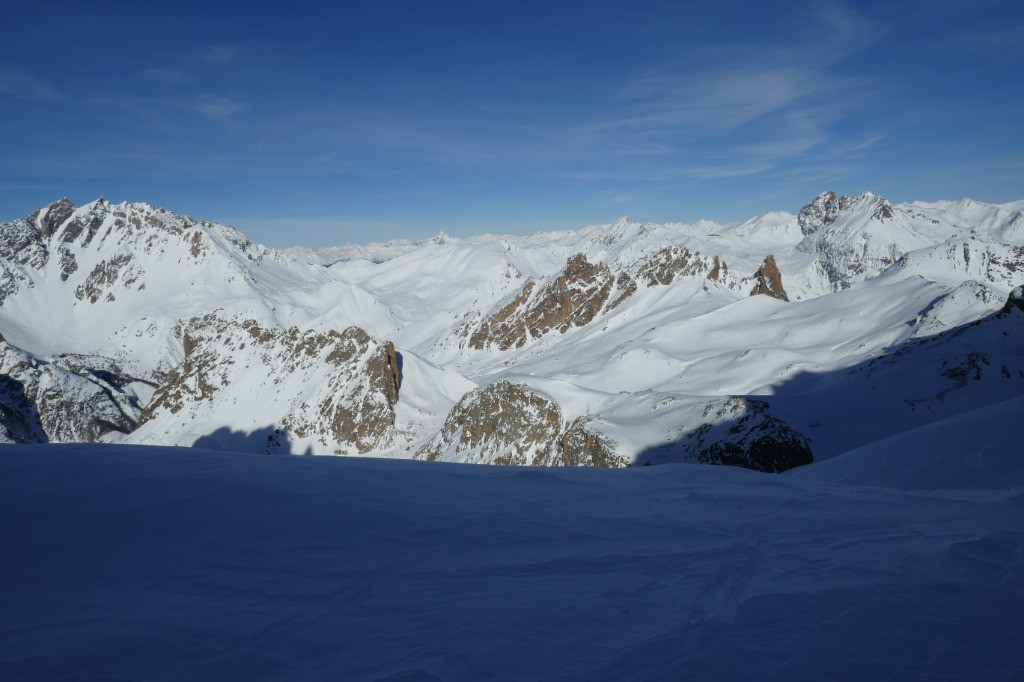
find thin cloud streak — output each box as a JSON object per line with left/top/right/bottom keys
{"left": 556, "top": 0, "right": 881, "bottom": 181}
{"left": 195, "top": 94, "right": 249, "bottom": 120}
{"left": 0, "top": 66, "right": 59, "bottom": 100}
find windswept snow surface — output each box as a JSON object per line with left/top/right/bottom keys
{"left": 1, "top": 443, "right": 1022, "bottom": 680}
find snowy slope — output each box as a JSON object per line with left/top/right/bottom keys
{"left": 1, "top": 441, "right": 1020, "bottom": 680}
{"left": 0, "top": 191, "right": 1022, "bottom": 470}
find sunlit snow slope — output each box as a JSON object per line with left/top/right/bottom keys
{"left": 1, "top": 191, "right": 1022, "bottom": 470}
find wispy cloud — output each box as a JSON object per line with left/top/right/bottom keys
{"left": 958, "top": 22, "right": 1024, "bottom": 57}
{"left": 561, "top": 0, "right": 880, "bottom": 181}
{"left": 472, "top": 103, "right": 531, "bottom": 131}
{"left": 0, "top": 66, "right": 58, "bottom": 100}
{"left": 191, "top": 43, "right": 245, "bottom": 66}
{"left": 195, "top": 94, "right": 248, "bottom": 120}
{"left": 142, "top": 68, "right": 193, "bottom": 85}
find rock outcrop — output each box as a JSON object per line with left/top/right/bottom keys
{"left": 416, "top": 380, "right": 563, "bottom": 465}
{"left": 749, "top": 254, "right": 789, "bottom": 301}
{"left": 797, "top": 191, "right": 854, "bottom": 235}
{"left": 467, "top": 248, "right": 733, "bottom": 351}
{"left": 798, "top": 192, "right": 928, "bottom": 291}
{"left": 635, "top": 246, "right": 729, "bottom": 286}
{"left": 0, "top": 340, "right": 141, "bottom": 443}
{"left": 140, "top": 316, "right": 400, "bottom": 454}
{"left": 469, "top": 254, "right": 624, "bottom": 350}
{"left": 553, "top": 416, "right": 629, "bottom": 468}
{"left": 1002, "top": 285, "right": 1024, "bottom": 315}
{"left": 384, "top": 341, "right": 402, "bottom": 402}
{"left": 681, "top": 398, "right": 813, "bottom": 473}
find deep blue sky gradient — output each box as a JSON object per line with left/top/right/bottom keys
{"left": 2, "top": 0, "right": 1022, "bottom": 247}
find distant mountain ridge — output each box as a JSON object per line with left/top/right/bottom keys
{"left": 1, "top": 191, "right": 1022, "bottom": 472}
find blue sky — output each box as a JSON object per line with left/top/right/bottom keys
{"left": 2, "top": 0, "right": 1022, "bottom": 247}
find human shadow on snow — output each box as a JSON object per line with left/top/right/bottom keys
{"left": 191, "top": 425, "right": 312, "bottom": 455}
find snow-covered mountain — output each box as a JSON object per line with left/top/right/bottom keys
{"left": 1, "top": 191, "right": 1022, "bottom": 471}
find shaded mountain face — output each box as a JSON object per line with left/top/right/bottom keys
{"left": 1, "top": 192, "right": 1022, "bottom": 473}
{"left": 0, "top": 336, "right": 142, "bottom": 443}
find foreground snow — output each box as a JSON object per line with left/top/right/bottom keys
{"left": 2, "top": 442, "right": 1021, "bottom": 680}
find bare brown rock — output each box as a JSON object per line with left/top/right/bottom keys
{"left": 552, "top": 416, "right": 628, "bottom": 468}
{"left": 417, "top": 380, "right": 563, "bottom": 465}
{"left": 749, "top": 254, "right": 789, "bottom": 301}
{"left": 384, "top": 341, "right": 402, "bottom": 403}
{"left": 143, "top": 316, "right": 398, "bottom": 453}
{"left": 469, "top": 254, "right": 619, "bottom": 350}
{"left": 637, "top": 246, "right": 724, "bottom": 286}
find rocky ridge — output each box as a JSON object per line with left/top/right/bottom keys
{"left": 0, "top": 336, "right": 142, "bottom": 443}
{"left": 136, "top": 315, "right": 402, "bottom": 454}
{"left": 797, "top": 191, "right": 855, "bottom": 235}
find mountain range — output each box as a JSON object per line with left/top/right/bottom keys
{"left": 2, "top": 191, "right": 1022, "bottom": 473}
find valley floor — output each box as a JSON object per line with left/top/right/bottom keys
{"left": 1, "top": 444, "right": 1022, "bottom": 680}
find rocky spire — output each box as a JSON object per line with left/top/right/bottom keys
{"left": 749, "top": 254, "right": 789, "bottom": 301}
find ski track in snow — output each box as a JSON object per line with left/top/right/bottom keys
{"left": 1, "top": 444, "right": 1022, "bottom": 680}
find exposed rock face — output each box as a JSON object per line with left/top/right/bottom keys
{"left": 682, "top": 398, "right": 813, "bottom": 473}
{"left": 552, "top": 416, "right": 629, "bottom": 468}
{"left": 1002, "top": 285, "right": 1024, "bottom": 315}
{"left": 469, "top": 254, "right": 623, "bottom": 350}
{"left": 0, "top": 340, "right": 141, "bottom": 443}
{"left": 798, "top": 193, "right": 927, "bottom": 291}
{"left": 797, "top": 191, "right": 855, "bottom": 235}
{"left": 749, "top": 254, "right": 789, "bottom": 301}
{"left": 636, "top": 246, "right": 728, "bottom": 286}
{"left": 873, "top": 198, "right": 895, "bottom": 221}
{"left": 467, "top": 248, "right": 732, "bottom": 351}
{"left": 0, "top": 197, "right": 266, "bottom": 306}
{"left": 417, "top": 380, "right": 563, "bottom": 465}
{"left": 75, "top": 253, "right": 142, "bottom": 303}
{"left": 141, "top": 316, "right": 399, "bottom": 454}
{"left": 31, "top": 197, "right": 76, "bottom": 241}
{"left": 384, "top": 341, "right": 402, "bottom": 402}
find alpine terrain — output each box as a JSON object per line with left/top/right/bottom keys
{"left": 1, "top": 191, "right": 1022, "bottom": 471}
{"left": 3, "top": 192, "right": 1024, "bottom": 680}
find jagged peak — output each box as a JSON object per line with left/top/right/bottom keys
{"left": 797, "top": 191, "right": 856, "bottom": 235}
{"left": 429, "top": 230, "right": 457, "bottom": 245}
